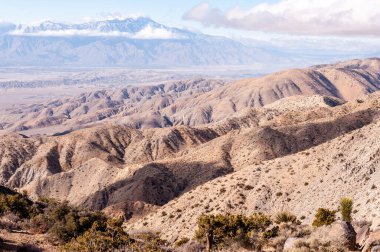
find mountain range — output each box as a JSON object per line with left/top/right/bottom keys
{"left": 0, "top": 17, "right": 283, "bottom": 67}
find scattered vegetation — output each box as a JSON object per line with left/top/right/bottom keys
{"left": 0, "top": 189, "right": 170, "bottom": 251}
{"left": 62, "top": 218, "right": 132, "bottom": 251}
{"left": 175, "top": 237, "right": 190, "bottom": 247}
{"left": 195, "top": 213, "right": 274, "bottom": 251}
{"left": 0, "top": 187, "right": 364, "bottom": 252}
{"left": 275, "top": 211, "right": 298, "bottom": 224}
{"left": 312, "top": 208, "right": 336, "bottom": 227}
{"left": 29, "top": 199, "right": 108, "bottom": 243}
{"left": 0, "top": 190, "right": 39, "bottom": 218}
{"left": 244, "top": 185, "right": 254, "bottom": 190}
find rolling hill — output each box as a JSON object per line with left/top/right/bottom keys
{"left": 1, "top": 58, "right": 380, "bottom": 135}
{"left": 1, "top": 58, "right": 380, "bottom": 250}
{"left": 0, "top": 90, "right": 379, "bottom": 222}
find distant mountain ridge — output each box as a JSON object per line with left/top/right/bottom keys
{"left": 18, "top": 18, "right": 164, "bottom": 33}
{"left": 10, "top": 17, "right": 193, "bottom": 39}
{"left": 0, "top": 17, "right": 279, "bottom": 67}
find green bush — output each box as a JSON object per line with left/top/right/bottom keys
{"left": 275, "top": 212, "right": 298, "bottom": 224}
{"left": 263, "top": 226, "right": 279, "bottom": 239}
{"left": 0, "top": 191, "right": 37, "bottom": 218}
{"left": 195, "top": 213, "right": 274, "bottom": 250}
{"left": 340, "top": 198, "right": 353, "bottom": 222}
{"left": 246, "top": 213, "right": 272, "bottom": 232}
{"left": 30, "top": 199, "right": 107, "bottom": 242}
{"left": 0, "top": 188, "right": 170, "bottom": 251}
{"left": 133, "top": 232, "right": 169, "bottom": 251}
{"left": 312, "top": 208, "right": 336, "bottom": 227}
{"left": 62, "top": 218, "right": 132, "bottom": 252}
{"left": 175, "top": 237, "right": 190, "bottom": 247}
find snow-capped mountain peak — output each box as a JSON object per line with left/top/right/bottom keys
{"left": 0, "top": 17, "right": 269, "bottom": 67}
{"left": 10, "top": 17, "right": 194, "bottom": 39}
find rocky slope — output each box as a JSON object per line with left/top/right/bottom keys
{"left": 1, "top": 58, "right": 380, "bottom": 135}
{"left": 129, "top": 93, "right": 380, "bottom": 242}
{"left": 0, "top": 91, "right": 379, "bottom": 222}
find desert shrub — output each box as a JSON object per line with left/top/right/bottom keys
{"left": 175, "top": 237, "right": 190, "bottom": 247}
{"left": 29, "top": 213, "right": 50, "bottom": 234}
{"left": 275, "top": 212, "right": 298, "bottom": 224}
{"left": 0, "top": 194, "right": 9, "bottom": 216}
{"left": 195, "top": 213, "right": 274, "bottom": 250}
{"left": 0, "top": 213, "right": 24, "bottom": 230}
{"left": 340, "top": 198, "right": 353, "bottom": 222}
{"left": 62, "top": 218, "right": 132, "bottom": 252}
{"left": 177, "top": 240, "right": 204, "bottom": 252}
{"left": 133, "top": 232, "right": 169, "bottom": 251}
{"left": 246, "top": 213, "right": 272, "bottom": 232}
{"left": 30, "top": 199, "right": 107, "bottom": 242}
{"left": 290, "top": 238, "right": 346, "bottom": 252}
{"left": 36, "top": 201, "right": 168, "bottom": 251}
{"left": 294, "top": 225, "right": 312, "bottom": 238}
{"left": 244, "top": 185, "right": 254, "bottom": 190}
{"left": 0, "top": 191, "right": 38, "bottom": 219}
{"left": 312, "top": 208, "right": 336, "bottom": 227}
{"left": 263, "top": 226, "right": 279, "bottom": 239}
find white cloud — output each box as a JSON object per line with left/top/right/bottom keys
{"left": 82, "top": 12, "right": 144, "bottom": 22}
{"left": 134, "top": 25, "right": 174, "bottom": 39}
{"left": 9, "top": 25, "right": 177, "bottom": 39}
{"left": 184, "top": 0, "right": 380, "bottom": 37}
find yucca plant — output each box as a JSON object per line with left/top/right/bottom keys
{"left": 275, "top": 211, "right": 297, "bottom": 224}
{"left": 340, "top": 197, "right": 353, "bottom": 222}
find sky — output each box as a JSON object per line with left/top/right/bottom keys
{"left": 0, "top": 0, "right": 272, "bottom": 38}
{"left": 1, "top": 0, "right": 379, "bottom": 37}
{"left": 0, "top": 1, "right": 262, "bottom": 25}
{"left": 0, "top": 0, "right": 379, "bottom": 54}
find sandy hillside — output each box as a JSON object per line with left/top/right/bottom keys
{"left": 1, "top": 58, "right": 380, "bottom": 135}
{"left": 0, "top": 91, "right": 378, "bottom": 220}
{"left": 129, "top": 94, "right": 380, "bottom": 242}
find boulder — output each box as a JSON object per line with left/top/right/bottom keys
{"left": 283, "top": 237, "right": 303, "bottom": 251}
{"left": 362, "top": 230, "right": 380, "bottom": 252}
{"left": 356, "top": 224, "right": 371, "bottom": 247}
{"left": 327, "top": 221, "right": 357, "bottom": 250}
{"left": 371, "top": 218, "right": 380, "bottom": 232}
{"left": 372, "top": 245, "right": 380, "bottom": 252}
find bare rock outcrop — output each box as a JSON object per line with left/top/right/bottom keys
{"left": 327, "top": 221, "right": 357, "bottom": 250}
